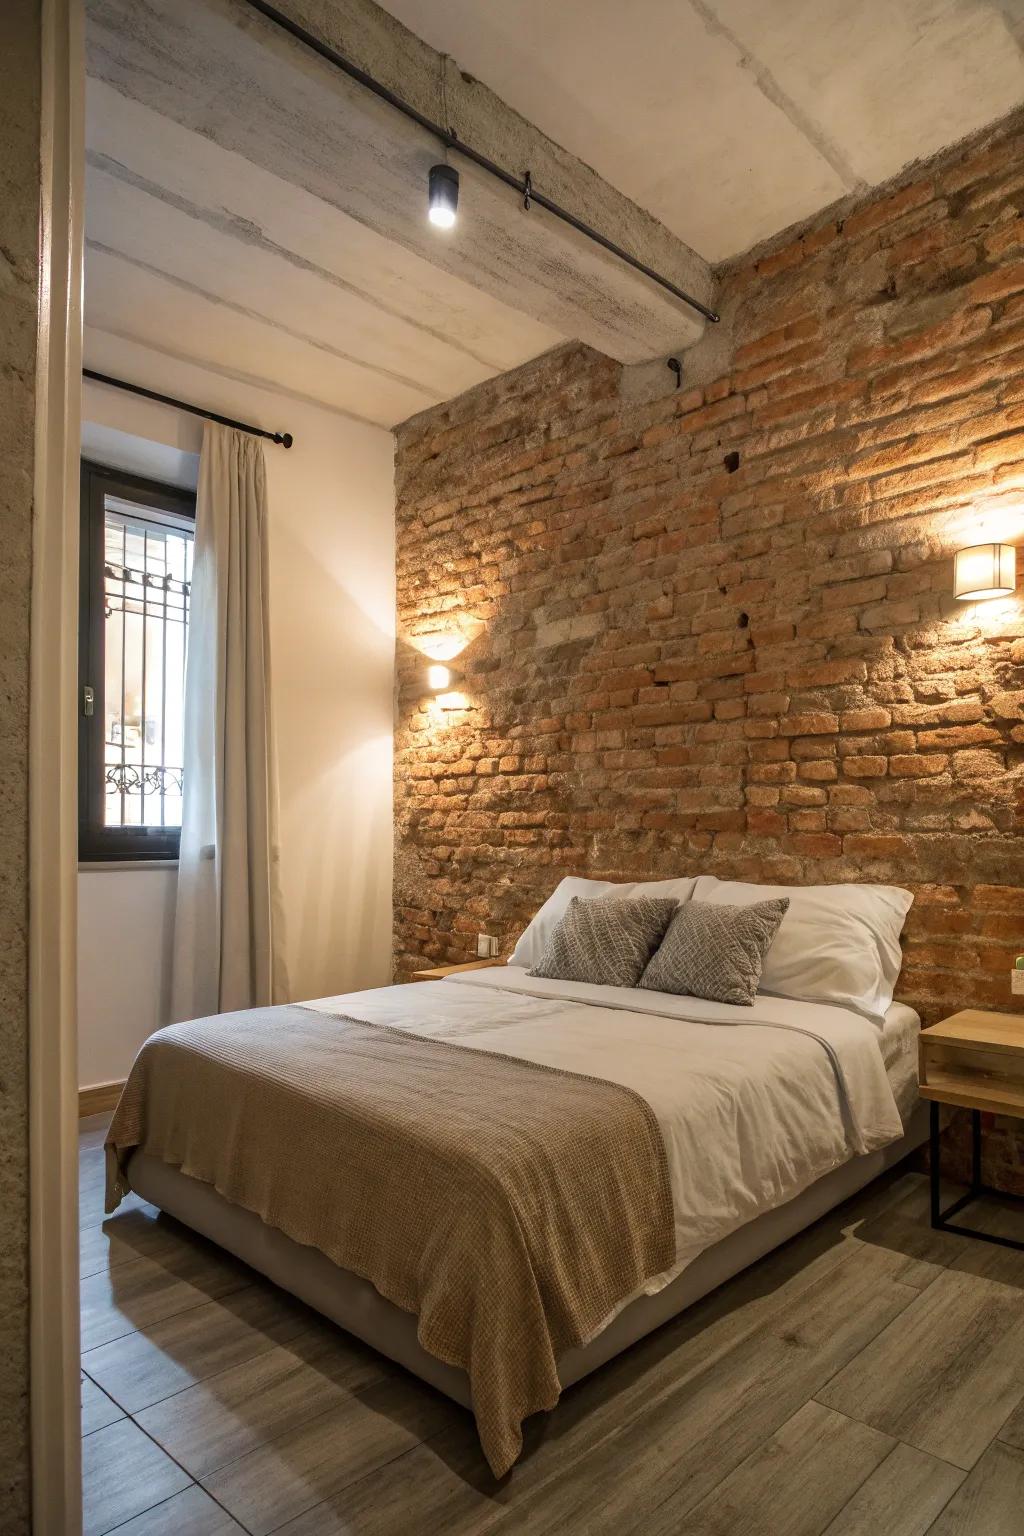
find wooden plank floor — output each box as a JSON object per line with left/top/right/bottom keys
{"left": 79, "top": 1115, "right": 1024, "bottom": 1536}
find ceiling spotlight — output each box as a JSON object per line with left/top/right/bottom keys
{"left": 428, "top": 163, "right": 459, "bottom": 229}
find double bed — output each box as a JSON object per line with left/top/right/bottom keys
{"left": 106, "top": 876, "right": 925, "bottom": 1477}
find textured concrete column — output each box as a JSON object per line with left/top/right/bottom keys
{"left": 0, "top": 2, "right": 41, "bottom": 1530}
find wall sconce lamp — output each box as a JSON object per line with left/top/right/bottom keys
{"left": 426, "top": 666, "right": 466, "bottom": 703}
{"left": 424, "top": 661, "right": 465, "bottom": 711}
{"left": 426, "top": 663, "right": 462, "bottom": 692}
{"left": 954, "top": 543, "right": 1016, "bottom": 601}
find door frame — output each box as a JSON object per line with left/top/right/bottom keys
{"left": 29, "top": 0, "right": 85, "bottom": 1530}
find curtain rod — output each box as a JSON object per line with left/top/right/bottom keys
{"left": 82, "top": 369, "right": 294, "bottom": 448}
{"left": 241, "top": 0, "right": 720, "bottom": 327}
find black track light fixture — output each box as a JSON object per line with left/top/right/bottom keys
{"left": 428, "top": 163, "right": 459, "bottom": 230}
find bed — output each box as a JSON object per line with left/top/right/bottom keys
{"left": 106, "top": 877, "right": 924, "bottom": 1478}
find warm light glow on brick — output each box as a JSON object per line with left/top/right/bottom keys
{"left": 418, "top": 633, "right": 468, "bottom": 662}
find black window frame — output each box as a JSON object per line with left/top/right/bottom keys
{"left": 79, "top": 460, "right": 197, "bottom": 863}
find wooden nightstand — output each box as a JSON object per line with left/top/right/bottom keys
{"left": 919, "top": 1009, "right": 1024, "bottom": 1252}
{"left": 411, "top": 959, "right": 503, "bottom": 983}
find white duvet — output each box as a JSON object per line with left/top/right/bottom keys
{"left": 304, "top": 967, "right": 912, "bottom": 1315}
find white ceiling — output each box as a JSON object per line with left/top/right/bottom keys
{"left": 84, "top": 0, "right": 1024, "bottom": 433}
{"left": 380, "top": 0, "right": 1024, "bottom": 262}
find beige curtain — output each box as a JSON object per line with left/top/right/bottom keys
{"left": 170, "top": 423, "right": 287, "bottom": 1021}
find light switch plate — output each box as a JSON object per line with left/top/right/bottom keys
{"left": 477, "top": 933, "right": 499, "bottom": 958}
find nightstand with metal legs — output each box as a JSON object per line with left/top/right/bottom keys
{"left": 920, "top": 1009, "right": 1024, "bottom": 1254}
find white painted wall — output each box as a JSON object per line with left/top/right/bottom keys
{"left": 78, "top": 333, "right": 396, "bottom": 1088}
{"left": 78, "top": 864, "right": 178, "bottom": 1087}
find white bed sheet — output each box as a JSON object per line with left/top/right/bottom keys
{"left": 879, "top": 1000, "right": 922, "bottom": 1124}
{"left": 304, "top": 968, "right": 914, "bottom": 1327}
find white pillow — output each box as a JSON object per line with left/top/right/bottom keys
{"left": 509, "top": 875, "right": 698, "bottom": 971}
{"left": 692, "top": 876, "right": 913, "bottom": 1024}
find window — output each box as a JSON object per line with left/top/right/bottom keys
{"left": 79, "top": 462, "right": 196, "bottom": 860}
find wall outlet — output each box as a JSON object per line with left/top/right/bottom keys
{"left": 476, "top": 933, "right": 500, "bottom": 959}
{"left": 1012, "top": 969, "right": 1024, "bottom": 997}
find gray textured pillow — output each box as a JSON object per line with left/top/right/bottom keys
{"left": 528, "top": 895, "right": 678, "bottom": 988}
{"left": 639, "top": 897, "right": 790, "bottom": 1005}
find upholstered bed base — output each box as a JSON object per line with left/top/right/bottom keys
{"left": 128, "top": 1104, "right": 927, "bottom": 1411}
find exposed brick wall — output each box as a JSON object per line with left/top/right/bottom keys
{"left": 395, "top": 112, "right": 1024, "bottom": 1192}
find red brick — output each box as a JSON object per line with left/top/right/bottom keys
{"left": 840, "top": 707, "right": 892, "bottom": 732}
{"left": 916, "top": 724, "right": 1001, "bottom": 749}
{"left": 748, "top": 809, "right": 787, "bottom": 836}
{"left": 968, "top": 261, "right": 1024, "bottom": 304}
{"left": 888, "top": 754, "right": 949, "bottom": 778}
{"left": 975, "top": 887, "right": 1024, "bottom": 913}
{"left": 778, "top": 712, "right": 839, "bottom": 737}
{"left": 842, "top": 757, "right": 888, "bottom": 778}
{"left": 791, "top": 833, "right": 842, "bottom": 857}
{"left": 798, "top": 760, "right": 838, "bottom": 781}
{"left": 844, "top": 834, "right": 913, "bottom": 860}
{"left": 842, "top": 180, "right": 934, "bottom": 240}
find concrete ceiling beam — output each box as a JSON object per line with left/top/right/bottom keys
{"left": 85, "top": 0, "right": 718, "bottom": 365}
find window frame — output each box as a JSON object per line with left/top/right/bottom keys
{"left": 78, "top": 460, "right": 197, "bottom": 863}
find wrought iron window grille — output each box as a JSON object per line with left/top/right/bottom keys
{"left": 79, "top": 462, "right": 197, "bottom": 862}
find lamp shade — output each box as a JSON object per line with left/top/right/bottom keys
{"left": 953, "top": 542, "right": 1016, "bottom": 601}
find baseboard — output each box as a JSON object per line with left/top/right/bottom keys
{"left": 78, "top": 1080, "right": 124, "bottom": 1117}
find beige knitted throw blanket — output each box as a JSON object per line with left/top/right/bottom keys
{"left": 105, "top": 1005, "right": 675, "bottom": 1476}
